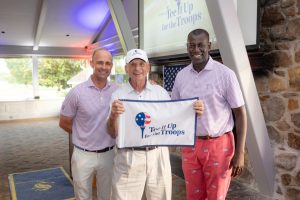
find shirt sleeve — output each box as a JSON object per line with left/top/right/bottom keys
{"left": 171, "top": 75, "right": 180, "bottom": 100}
{"left": 160, "top": 87, "right": 171, "bottom": 100}
{"left": 60, "top": 88, "right": 78, "bottom": 117}
{"left": 225, "top": 70, "right": 245, "bottom": 108}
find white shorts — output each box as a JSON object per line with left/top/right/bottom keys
{"left": 111, "top": 147, "right": 172, "bottom": 200}
{"left": 71, "top": 146, "right": 115, "bottom": 200}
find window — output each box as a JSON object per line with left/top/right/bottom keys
{"left": 0, "top": 58, "right": 33, "bottom": 101}
{"left": 0, "top": 57, "right": 86, "bottom": 101}
{"left": 38, "top": 58, "right": 85, "bottom": 98}
{"left": 110, "top": 55, "right": 128, "bottom": 85}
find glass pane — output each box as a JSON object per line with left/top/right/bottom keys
{"left": 0, "top": 58, "right": 33, "bottom": 101}
{"left": 111, "top": 55, "right": 128, "bottom": 85}
{"left": 38, "top": 58, "right": 86, "bottom": 99}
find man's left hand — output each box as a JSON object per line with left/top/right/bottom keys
{"left": 230, "top": 153, "right": 244, "bottom": 177}
{"left": 193, "top": 100, "right": 204, "bottom": 116}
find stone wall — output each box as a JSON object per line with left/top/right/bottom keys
{"left": 253, "top": 0, "right": 300, "bottom": 199}
{"left": 168, "top": 1, "right": 300, "bottom": 199}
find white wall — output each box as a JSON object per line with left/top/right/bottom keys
{"left": 0, "top": 99, "right": 63, "bottom": 121}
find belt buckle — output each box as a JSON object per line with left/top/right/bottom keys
{"left": 204, "top": 135, "right": 211, "bottom": 140}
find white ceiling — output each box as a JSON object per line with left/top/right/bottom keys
{"left": 0, "top": 0, "right": 138, "bottom": 57}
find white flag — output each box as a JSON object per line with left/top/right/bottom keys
{"left": 117, "top": 98, "right": 198, "bottom": 148}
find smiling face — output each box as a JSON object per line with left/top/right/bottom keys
{"left": 90, "top": 49, "right": 113, "bottom": 81}
{"left": 125, "top": 58, "right": 150, "bottom": 82}
{"left": 187, "top": 32, "right": 211, "bottom": 70}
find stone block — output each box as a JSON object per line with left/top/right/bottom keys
{"left": 288, "top": 67, "right": 300, "bottom": 90}
{"left": 275, "top": 153, "right": 297, "bottom": 170}
{"left": 288, "top": 132, "right": 300, "bottom": 150}
{"left": 288, "top": 99, "right": 299, "bottom": 110}
{"left": 267, "top": 125, "right": 284, "bottom": 144}
{"left": 286, "top": 187, "right": 300, "bottom": 200}
{"left": 260, "top": 28, "right": 270, "bottom": 42}
{"left": 264, "top": 51, "right": 293, "bottom": 68}
{"left": 281, "top": 174, "right": 292, "bottom": 185}
{"left": 269, "top": 77, "right": 287, "bottom": 92}
{"left": 275, "top": 42, "right": 293, "bottom": 50}
{"left": 283, "top": 6, "right": 298, "bottom": 16}
{"left": 287, "top": 18, "right": 300, "bottom": 39}
{"left": 274, "top": 69, "right": 286, "bottom": 77}
{"left": 270, "top": 25, "right": 295, "bottom": 41}
{"left": 282, "top": 92, "right": 298, "bottom": 97}
{"left": 291, "top": 113, "right": 300, "bottom": 128}
{"left": 264, "top": 96, "right": 285, "bottom": 121}
{"left": 276, "top": 120, "right": 291, "bottom": 131}
{"left": 262, "top": 5, "right": 285, "bottom": 26}
{"left": 281, "top": 0, "right": 296, "bottom": 8}
{"left": 254, "top": 75, "right": 269, "bottom": 92}
{"left": 259, "top": 95, "right": 270, "bottom": 102}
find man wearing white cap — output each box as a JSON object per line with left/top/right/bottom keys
{"left": 107, "top": 48, "right": 204, "bottom": 200}
{"left": 107, "top": 48, "right": 172, "bottom": 200}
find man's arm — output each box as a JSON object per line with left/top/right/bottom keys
{"left": 107, "top": 100, "right": 125, "bottom": 138}
{"left": 231, "top": 105, "right": 247, "bottom": 177}
{"left": 59, "top": 114, "right": 73, "bottom": 134}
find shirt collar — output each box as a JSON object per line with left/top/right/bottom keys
{"left": 87, "top": 76, "right": 111, "bottom": 89}
{"left": 188, "top": 56, "right": 214, "bottom": 73}
{"left": 124, "top": 80, "right": 153, "bottom": 94}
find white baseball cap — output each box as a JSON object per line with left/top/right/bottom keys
{"left": 125, "top": 49, "right": 149, "bottom": 64}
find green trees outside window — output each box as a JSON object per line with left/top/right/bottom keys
{"left": 38, "top": 58, "right": 83, "bottom": 90}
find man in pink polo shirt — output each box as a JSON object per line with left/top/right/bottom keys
{"left": 59, "top": 48, "right": 118, "bottom": 200}
{"left": 172, "top": 29, "right": 247, "bottom": 200}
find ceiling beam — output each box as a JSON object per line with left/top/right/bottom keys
{"left": 0, "top": 45, "right": 90, "bottom": 58}
{"left": 33, "top": 0, "right": 48, "bottom": 51}
{"left": 89, "top": 12, "right": 112, "bottom": 45}
{"left": 108, "top": 0, "right": 136, "bottom": 53}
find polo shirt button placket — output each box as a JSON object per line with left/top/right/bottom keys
{"left": 99, "top": 91, "right": 104, "bottom": 105}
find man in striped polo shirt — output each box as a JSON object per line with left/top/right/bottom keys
{"left": 59, "top": 48, "right": 118, "bottom": 200}
{"left": 172, "top": 29, "right": 247, "bottom": 200}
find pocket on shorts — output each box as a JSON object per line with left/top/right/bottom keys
{"left": 114, "top": 150, "right": 132, "bottom": 175}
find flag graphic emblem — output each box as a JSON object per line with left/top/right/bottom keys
{"left": 135, "top": 112, "right": 151, "bottom": 138}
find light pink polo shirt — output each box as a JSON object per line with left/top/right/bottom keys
{"left": 61, "top": 77, "right": 119, "bottom": 150}
{"left": 171, "top": 57, "right": 244, "bottom": 137}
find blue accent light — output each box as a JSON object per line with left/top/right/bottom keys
{"left": 75, "top": 0, "right": 109, "bottom": 30}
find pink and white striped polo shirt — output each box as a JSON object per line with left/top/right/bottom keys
{"left": 61, "top": 77, "right": 119, "bottom": 150}
{"left": 171, "top": 57, "right": 244, "bottom": 137}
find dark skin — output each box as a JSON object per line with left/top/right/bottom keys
{"left": 187, "top": 33, "right": 247, "bottom": 177}
{"left": 187, "top": 33, "right": 211, "bottom": 72}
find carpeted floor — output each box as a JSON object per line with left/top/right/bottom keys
{"left": 0, "top": 117, "right": 274, "bottom": 200}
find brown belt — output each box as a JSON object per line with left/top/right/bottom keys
{"left": 197, "top": 131, "right": 231, "bottom": 140}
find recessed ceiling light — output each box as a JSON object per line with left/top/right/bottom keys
{"left": 66, "top": 34, "right": 70, "bottom": 37}
{"left": 1, "top": 31, "right": 5, "bottom": 34}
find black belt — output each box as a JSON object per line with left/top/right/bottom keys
{"left": 75, "top": 145, "right": 114, "bottom": 153}
{"left": 120, "top": 146, "right": 158, "bottom": 151}
{"left": 197, "top": 131, "right": 231, "bottom": 140}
